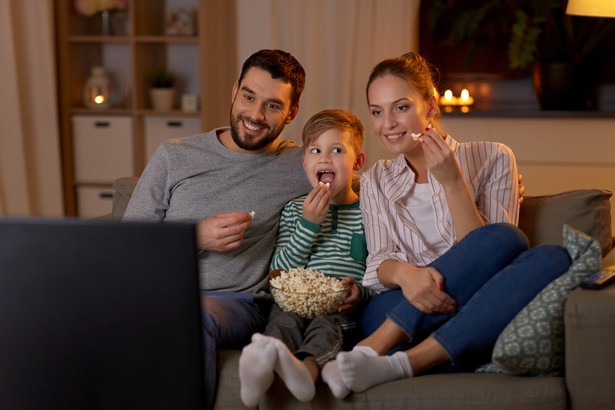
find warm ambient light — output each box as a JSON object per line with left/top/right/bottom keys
{"left": 439, "top": 89, "right": 457, "bottom": 106}
{"left": 459, "top": 89, "right": 474, "bottom": 106}
{"left": 439, "top": 89, "right": 474, "bottom": 108}
{"left": 83, "top": 66, "right": 110, "bottom": 109}
{"left": 566, "top": 0, "right": 615, "bottom": 18}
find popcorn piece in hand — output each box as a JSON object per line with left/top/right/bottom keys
{"left": 410, "top": 123, "right": 433, "bottom": 141}
{"left": 319, "top": 181, "right": 330, "bottom": 189}
{"left": 249, "top": 211, "right": 256, "bottom": 219}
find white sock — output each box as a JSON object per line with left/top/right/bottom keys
{"left": 253, "top": 334, "right": 316, "bottom": 402}
{"left": 322, "top": 360, "right": 351, "bottom": 399}
{"left": 338, "top": 347, "right": 413, "bottom": 393}
{"left": 274, "top": 340, "right": 316, "bottom": 401}
{"left": 238, "top": 334, "right": 277, "bottom": 407}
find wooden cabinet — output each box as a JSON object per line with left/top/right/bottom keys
{"left": 54, "top": 0, "right": 236, "bottom": 216}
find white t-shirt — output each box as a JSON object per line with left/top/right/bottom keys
{"left": 404, "top": 183, "right": 448, "bottom": 254}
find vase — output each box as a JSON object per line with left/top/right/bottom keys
{"left": 150, "top": 88, "right": 175, "bottom": 111}
{"left": 532, "top": 62, "right": 597, "bottom": 111}
{"left": 100, "top": 10, "right": 110, "bottom": 36}
{"left": 110, "top": 11, "right": 129, "bottom": 36}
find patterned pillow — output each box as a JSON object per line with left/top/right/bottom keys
{"left": 480, "top": 224, "right": 601, "bottom": 376}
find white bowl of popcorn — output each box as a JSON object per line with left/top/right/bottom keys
{"left": 269, "top": 268, "right": 348, "bottom": 319}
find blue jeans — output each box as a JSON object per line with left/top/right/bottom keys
{"left": 361, "top": 223, "right": 571, "bottom": 371}
{"left": 200, "top": 292, "right": 268, "bottom": 409}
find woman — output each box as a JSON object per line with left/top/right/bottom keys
{"left": 321, "top": 52, "right": 572, "bottom": 398}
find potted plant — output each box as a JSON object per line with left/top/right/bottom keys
{"left": 147, "top": 67, "right": 176, "bottom": 111}
{"left": 426, "top": 0, "right": 615, "bottom": 110}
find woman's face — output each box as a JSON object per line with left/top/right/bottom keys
{"left": 367, "top": 74, "right": 432, "bottom": 156}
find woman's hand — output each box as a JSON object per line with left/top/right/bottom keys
{"left": 382, "top": 260, "right": 457, "bottom": 314}
{"left": 196, "top": 212, "right": 252, "bottom": 252}
{"left": 420, "top": 130, "right": 463, "bottom": 187}
{"left": 337, "top": 276, "right": 360, "bottom": 314}
{"left": 302, "top": 185, "right": 330, "bottom": 225}
{"left": 421, "top": 129, "right": 484, "bottom": 238}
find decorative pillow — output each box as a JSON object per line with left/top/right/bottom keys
{"left": 483, "top": 224, "right": 601, "bottom": 376}
{"left": 518, "top": 189, "right": 612, "bottom": 257}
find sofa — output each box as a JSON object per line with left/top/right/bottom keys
{"left": 111, "top": 177, "right": 615, "bottom": 410}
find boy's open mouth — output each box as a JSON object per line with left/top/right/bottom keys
{"left": 318, "top": 170, "right": 335, "bottom": 185}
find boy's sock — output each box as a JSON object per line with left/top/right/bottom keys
{"left": 337, "top": 346, "right": 413, "bottom": 393}
{"left": 321, "top": 359, "right": 351, "bottom": 399}
{"left": 238, "top": 334, "right": 278, "bottom": 407}
{"left": 255, "top": 334, "right": 316, "bottom": 402}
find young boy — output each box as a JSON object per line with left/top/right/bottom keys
{"left": 238, "top": 109, "right": 369, "bottom": 406}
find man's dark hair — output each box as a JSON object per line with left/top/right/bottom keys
{"left": 238, "top": 49, "right": 306, "bottom": 109}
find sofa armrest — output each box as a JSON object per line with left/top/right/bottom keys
{"left": 111, "top": 177, "right": 139, "bottom": 220}
{"left": 564, "top": 284, "right": 615, "bottom": 409}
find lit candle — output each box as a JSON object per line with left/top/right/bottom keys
{"left": 459, "top": 89, "right": 474, "bottom": 106}
{"left": 439, "top": 89, "right": 458, "bottom": 106}
{"left": 94, "top": 95, "right": 106, "bottom": 105}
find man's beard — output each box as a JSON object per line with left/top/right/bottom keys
{"left": 229, "top": 112, "right": 282, "bottom": 152}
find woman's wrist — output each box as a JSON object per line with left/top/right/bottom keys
{"left": 378, "top": 259, "right": 411, "bottom": 288}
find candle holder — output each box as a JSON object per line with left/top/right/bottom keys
{"left": 83, "top": 66, "right": 111, "bottom": 109}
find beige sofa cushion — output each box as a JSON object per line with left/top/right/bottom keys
{"left": 112, "top": 178, "right": 612, "bottom": 256}
{"left": 216, "top": 349, "right": 567, "bottom": 410}
{"left": 519, "top": 189, "right": 612, "bottom": 256}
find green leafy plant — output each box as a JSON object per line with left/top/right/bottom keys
{"left": 427, "top": 0, "right": 613, "bottom": 70}
{"left": 147, "top": 67, "right": 176, "bottom": 88}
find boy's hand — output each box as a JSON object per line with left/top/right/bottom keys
{"left": 196, "top": 212, "right": 252, "bottom": 252}
{"left": 302, "top": 185, "right": 330, "bottom": 225}
{"left": 337, "top": 276, "right": 360, "bottom": 314}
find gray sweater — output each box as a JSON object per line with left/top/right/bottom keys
{"left": 123, "top": 128, "right": 312, "bottom": 293}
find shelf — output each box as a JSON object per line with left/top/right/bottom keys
{"left": 135, "top": 36, "right": 199, "bottom": 43}
{"left": 68, "top": 36, "right": 131, "bottom": 43}
{"left": 55, "top": 0, "right": 236, "bottom": 216}
{"left": 71, "top": 108, "right": 133, "bottom": 115}
{"left": 136, "top": 109, "right": 201, "bottom": 117}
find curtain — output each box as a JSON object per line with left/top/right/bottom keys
{"left": 270, "top": 0, "right": 421, "bottom": 169}
{"left": 0, "top": 0, "right": 63, "bottom": 216}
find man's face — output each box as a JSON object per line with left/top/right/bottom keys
{"left": 229, "top": 67, "right": 296, "bottom": 153}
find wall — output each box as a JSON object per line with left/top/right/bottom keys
{"left": 444, "top": 115, "right": 615, "bottom": 231}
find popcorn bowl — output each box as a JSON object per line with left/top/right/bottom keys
{"left": 269, "top": 269, "right": 348, "bottom": 319}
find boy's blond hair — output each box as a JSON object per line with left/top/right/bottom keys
{"left": 301, "top": 109, "right": 364, "bottom": 155}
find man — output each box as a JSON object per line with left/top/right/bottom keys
{"left": 123, "top": 49, "right": 312, "bottom": 409}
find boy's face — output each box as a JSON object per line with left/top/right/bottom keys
{"left": 302, "top": 128, "right": 364, "bottom": 202}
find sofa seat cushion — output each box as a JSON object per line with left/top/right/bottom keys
{"left": 214, "top": 350, "right": 567, "bottom": 410}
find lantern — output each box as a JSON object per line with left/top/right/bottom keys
{"left": 84, "top": 66, "right": 110, "bottom": 109}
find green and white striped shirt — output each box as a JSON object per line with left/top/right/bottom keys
{"left": 270, "top": 195, "right": 368, "bottom": 287}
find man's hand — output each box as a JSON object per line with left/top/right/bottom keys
{"left": 518, "top": 174, "right": 526, "bottom": 204}
{"left": 196, "top": 212, "right": 253, "bottom": 252}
